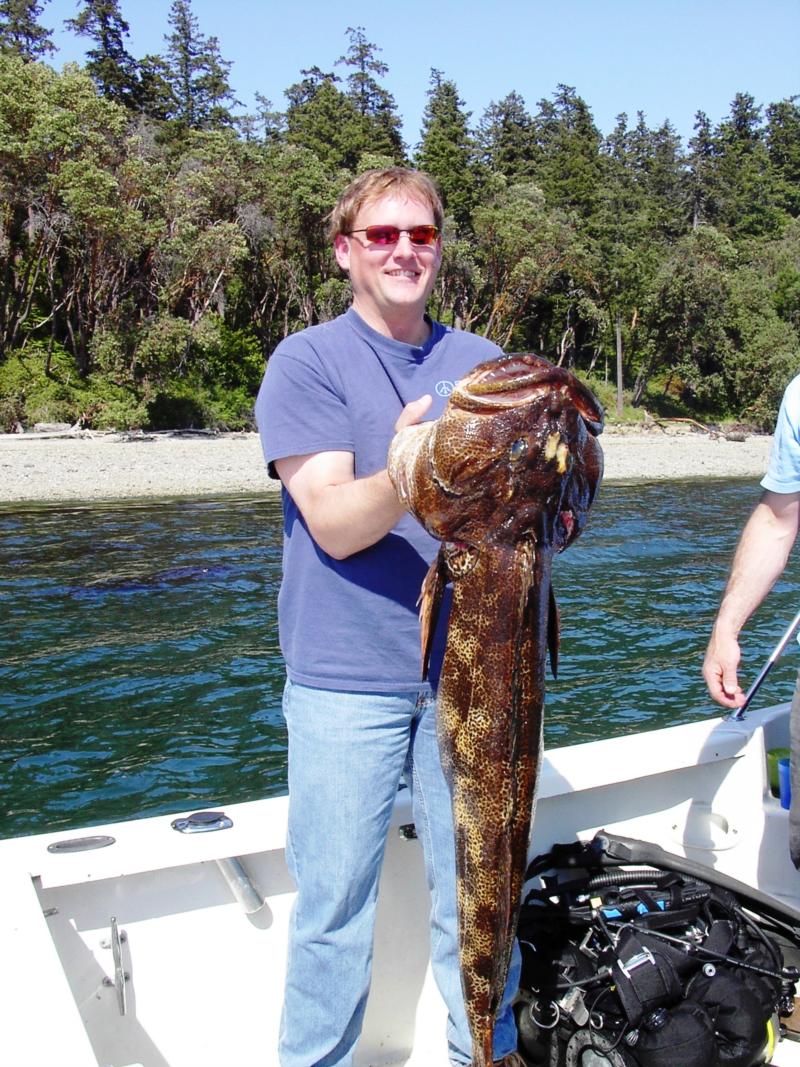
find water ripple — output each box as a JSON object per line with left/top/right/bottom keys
{"left": 1, "top": 482, "right": 798, "bottom": 839}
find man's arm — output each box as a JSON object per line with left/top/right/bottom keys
{"left": 703, "top": 489, "right": 800, "bottom": 707}
{"left": 274, "top": 395, "right": 432, "bottom": 560}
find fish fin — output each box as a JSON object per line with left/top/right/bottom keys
{"left": 548, "top": 583, "right": 560, "bottom": 679}
{"left": 419, "top": 549, "right": 447, "bottom": 681}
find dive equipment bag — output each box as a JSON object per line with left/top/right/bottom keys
{"left": 515, "top": 832, "right": 800, "bottom": 1067}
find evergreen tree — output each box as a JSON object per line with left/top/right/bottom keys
{"left": 477, "top": 91, "right": 538, "bottom": 181}
{"left": 595, "top": 113, "right": 654, "bottom": 408}
{"left": 164, "top": 0, "right": 237, "bottom": 130}
{"left": 335, "top": 26, "right": 404, "bottom": 160}
{"left": 285, "top": 65, "right": 339, "bottom": 109}
{"left": 65, "top": 0, "right": 139, "bottom": 107}
{"left": 687, "top": 110, "right": 718, "bottom": 229}
{"left": 136, "top": 52, "right": 174, "bottom": 121}
{"left": 415, "top": 69, "right": 477, "bottom": 231}
{"left": 714, "top": 92, "right": 784, "bottom": 237}
{"left": 766, "top": 97, "right": 800, "bottom": 217}
{"left": 285, "top": 74, "right": 370, "bottom": 172}
{"left": 0, "top": 0, "right": 53, "bottom": 59}
{"left": 533, "top": 85, "right": 603, "bottom": 222}
{"left": 253, "top": 91, "right": 285, "bottom": 144}
{"left": 641, "top": 118, "right": 689, "bottom": 238}
{"left": 597, "top": 112, "right": 650, "bottom": 272}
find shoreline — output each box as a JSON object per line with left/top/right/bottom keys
{"left": 0, "top": 428, "right": 774, "bottom": 506}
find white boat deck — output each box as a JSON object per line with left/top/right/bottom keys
{"left": 1, "top": 704, "right": 799, "bottom": 1066}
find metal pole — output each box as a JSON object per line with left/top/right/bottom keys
{"left": 729, "top": 606, "right": 800, "bottom": 721}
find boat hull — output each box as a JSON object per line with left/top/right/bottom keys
{"left": 3, "top": 704, "right": 799, "bottom": 1067}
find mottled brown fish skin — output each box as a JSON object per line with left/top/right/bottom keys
{"left": 440, "top": 539, "right": 547, "bottom": 1067}
{"left": 388, "top": 353, "right": 603, "bottom": 1067}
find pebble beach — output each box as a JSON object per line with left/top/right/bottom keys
{"left": 0, "top": 426, "right": 775, "bottom": 506}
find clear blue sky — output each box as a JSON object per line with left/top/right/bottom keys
{"left": 42, "top": 0, "right": 799, "bottom": 148}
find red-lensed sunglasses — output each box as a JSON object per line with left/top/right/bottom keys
{"left": 346, "top": 225, "right": 439, "bottom": 247}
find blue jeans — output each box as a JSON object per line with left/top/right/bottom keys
{"left": 279, "top": 679, "right": 520, "bottom": 1066}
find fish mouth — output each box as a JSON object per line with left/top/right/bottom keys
{"left": 454, "top": 354, "right": 604, "bottom": 434}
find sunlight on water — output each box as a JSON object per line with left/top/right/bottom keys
{"left": 1, "top": 481, "right": 799, "bottom": 838}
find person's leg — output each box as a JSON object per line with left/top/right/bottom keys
{"left": 279, "top": 680, "right": 414, "bottom": 1067}
{"left": 406, "top": 691, "right": 521, "bottom": 1065}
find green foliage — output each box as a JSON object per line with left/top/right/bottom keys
{"left": 713, "top": 93, "right": 788, "bottom": 238}
{"left": 163, "top": 0, "right": 237, "bottom": 130}
{"left": 725, "top": 266, "right": 799, "bottom": 424}
{"left": 0, "top": 345, "right": 75, "bottom": 429}
{"left": 0, "top": 23, "right": 797, "bottom": 432}
{"left": 477, "top": 92, "right": 538, "bottom": 182}
{"left": 192, "top": 317, "right": 263, "bottom": 392}
{"left": 415, "top": 70, "right": 478, "bottom": 231}
{"left": 576, "top": 373, "right": 648, "bottom": 425}
{"left": 471, "top": 179, "right": 582, "bottom": 347}
{"left": 146, "top": 380, "right": 255, "bottom": 431}
{"left": 87, "top": 384, "right": 148, "bottom": 429}
{"left": 533, "top": 85, "right": 603, "bottom": 222}
{"left": 65, "top": 0, "right": 139, "bottom": 106}
{"left": 335, "top": 26, "right": 404, "bottom": 161}
{"left": 0, "top": 342, "right": 148, "bottom": 429}
{"left": 0, "top": 0, "right": 53, "bottom": 60}
{"left": 145, "top": 384, "right": 205, "bottom": 429}
{"left": 203, "top": 384, "right": 256, "bottom": 430}
{"left": 774, "top": 267, "right": 800, "bottom": 331}
{"left": 133, "top": 314, "right": 193, "bottom": 383}
{"left": 767, "top": 98, "right": 800, "bottom": 216}
{"left": 643, "top": 227, "right": 738, "bottom": 409}
{"left": 285, "top": 78, "right": 370, "bottom": 172}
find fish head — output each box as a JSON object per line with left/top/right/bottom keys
{"left": 389, "top": 352, "right": 603, "bottom": 550}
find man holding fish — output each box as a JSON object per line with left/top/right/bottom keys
{"left": 256, "top": 168, "right": 524, "bottom": 1066}
{"left": 257, "top": 165, "right": 604, "bottom": 1066}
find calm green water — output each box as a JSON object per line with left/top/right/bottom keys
{"left": 2, "top": 481, "right": 799, "bottom": 839}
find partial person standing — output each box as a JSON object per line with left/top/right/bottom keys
{"left": 704, "top": 373, "right": 800, "bottom": 866}
{"left": 256, "top": 168, "right": 523, "bottom": 1066}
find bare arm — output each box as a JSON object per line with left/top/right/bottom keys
{"left": 703, "top": 489, "right": 800, "bottom": 707}
{"left": 274, "top": 395, "right": 432, "bottom": 560}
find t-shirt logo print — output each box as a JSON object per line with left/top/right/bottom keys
{"left": 435, "top": 380, "right": 455, "bottom": 397}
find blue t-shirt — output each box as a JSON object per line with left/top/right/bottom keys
{"left": 255, "top": 308, "right": 502, "bottom": 692}
{"left": 762, "top": 374, "right": 800, "bottom": 493}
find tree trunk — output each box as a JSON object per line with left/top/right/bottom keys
{"left": 615, "top": 310, "right": 623, "bottom": 417}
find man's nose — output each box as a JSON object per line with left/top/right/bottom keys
{"left": 392, "top": 232, "right": 417, "bottom": 253}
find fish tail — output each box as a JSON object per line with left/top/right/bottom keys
{"left": 473, "top": 1031, "right": 494, "bottom": 1067}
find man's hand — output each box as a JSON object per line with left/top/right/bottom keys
{"left": 703, "top": 490, "right": 800, "bottom": 709}
{"left": 274, "top": 394, "right": 435, "bottom": 560}
{"left": 703, "top": 629, "right": 746, "bottom": 709}
{"left": 395, "top": 394, "right": 432, "bottom": 433}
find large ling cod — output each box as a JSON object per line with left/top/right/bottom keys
{"left": 388, "top": 353, "right": 603, "bottom": 1067}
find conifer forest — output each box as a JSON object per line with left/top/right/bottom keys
{"left": 1, "top": 1, "right": 799, "bottom": 431}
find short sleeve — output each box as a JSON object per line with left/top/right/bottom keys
{"left": 255, "top": 335, "right": 355, "bottom": 477}
{"left": 762, "top": 375, "right": 800, "bottom": 494}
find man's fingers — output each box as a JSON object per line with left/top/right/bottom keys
{"left": 703, "top": 631, "right": 746, "bottom": 709}
{"left": 395, "top": 394, "right": 432, "bottom": 432}
{"left": 720, "top": 665, "right": 744, "bottom": 703}
{"left": 703, "top": 660, "right": 745, "bottom": 709}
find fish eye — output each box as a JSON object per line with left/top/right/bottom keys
{"left": 509, "top": 438, "right": 528, "bottom": 462}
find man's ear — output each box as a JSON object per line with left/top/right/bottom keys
{"left": 333, "top": 233, "right": 351, "bottom": 272}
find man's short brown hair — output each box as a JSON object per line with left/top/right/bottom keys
{"left": 327, "top": 168, "right": 444, "bottom": 241}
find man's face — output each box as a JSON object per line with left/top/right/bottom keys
{"left": 334, "top": 194, "right": 442, "bottom": 333}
